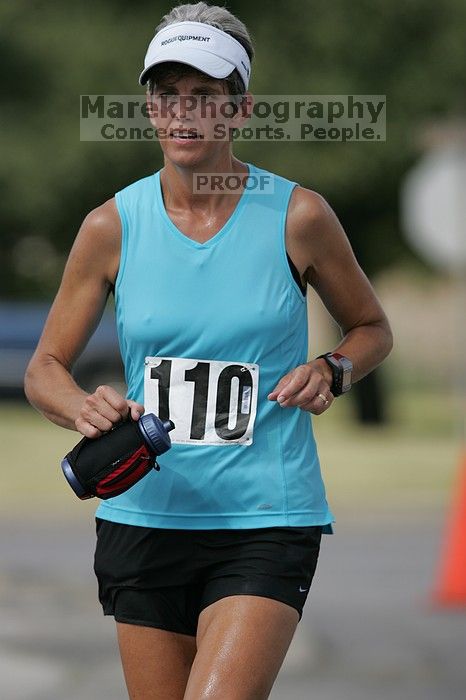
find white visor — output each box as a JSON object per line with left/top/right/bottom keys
{"left": 139, "top": 21, "right": 251, "bottom": 90}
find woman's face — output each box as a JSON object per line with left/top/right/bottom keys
{"left": 146, "top": 70, "right": 250, "bottom": 166}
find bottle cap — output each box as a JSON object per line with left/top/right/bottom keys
{"left": 138, "top": 414, "right": 175, "bottom": 455}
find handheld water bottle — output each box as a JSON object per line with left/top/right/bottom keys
{"left": 61, "top": 414, "right": 175, "bottom": 500}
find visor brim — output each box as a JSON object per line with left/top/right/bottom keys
{"left": 139, "top": 49, "right": 236, "bottom": 86}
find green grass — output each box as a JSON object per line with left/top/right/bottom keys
{"left": 315, "top": 385, "right": 461, "bottom": 512}
{"left": 0, "top": 403, "right": 97, "bottom": 519}
{"left": 0, "top": 386, "right": 461, "bottom": 519}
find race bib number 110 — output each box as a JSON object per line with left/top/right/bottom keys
{"left": 144, "top": 356, "right": 259, "bottom": 446}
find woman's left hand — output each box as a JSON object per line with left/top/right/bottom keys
{"left": 267, "top": 361, "right": 334, "bottom": 415}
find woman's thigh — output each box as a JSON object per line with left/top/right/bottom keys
{"left": 184, "top": 594, "right": 300, "bottom": 700}
{"left": 117, "top": 622, "right": 197, "bottom": 700}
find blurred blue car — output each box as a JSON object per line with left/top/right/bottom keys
{"left": 0, "top": 301, "right": 125, "bottom": 398}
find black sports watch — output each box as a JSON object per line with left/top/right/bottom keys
{"left": 316, "top": 352, "right": 353, "bottom": 397}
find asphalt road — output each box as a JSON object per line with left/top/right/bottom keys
{"left": 1, "top": 509, "right": 465, "bottom": 700}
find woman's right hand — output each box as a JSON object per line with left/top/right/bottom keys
{"left": 75, "top": 385, "right": 145, "bottom": 438}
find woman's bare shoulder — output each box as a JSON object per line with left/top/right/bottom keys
{"left": 285, "top": 185, "right": 340, "bottom": 278}
{"left": 68, "top": 197, "right": 121, "bottom": 285}
{"left": 80, "top": 197, "right": 121, "bottom": 243}
{"left": 287, "top": 186, "right": 335, "bottom": 239}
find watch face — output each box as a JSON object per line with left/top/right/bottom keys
{"left": 342, "top": 367, "right": 352, "bottom": 392}
{"left": 321, "top": 352, "right": 352, "bottom": 395}
{"left": 334, "top": 354, "right": 352, "bottom": 393}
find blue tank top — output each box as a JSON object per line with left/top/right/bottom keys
{"left": 96, "top": 162, "right": 335, "bottom": 532}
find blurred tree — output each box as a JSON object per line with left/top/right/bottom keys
{"left": 1, "top": 0, "right": 465, "bottom": 297}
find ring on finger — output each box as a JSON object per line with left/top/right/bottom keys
{"left": 317, "top": 392, "right": 329, "bottom": 406}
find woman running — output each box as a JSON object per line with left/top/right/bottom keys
{"left": 25, "top": 3, "right": 393, "bottom": 698}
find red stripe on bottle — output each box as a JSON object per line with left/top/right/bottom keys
{"left": 95, "top": 444, "right": 152, "bottom": 496}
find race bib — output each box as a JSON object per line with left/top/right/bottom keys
{"left": 144, "top": 356, "right": 259, "bottom": 446}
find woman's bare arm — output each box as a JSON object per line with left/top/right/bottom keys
{"left": 24, "top": 198, "right": 143, "bottom": 437}
{"left": 268, "top": 186, "right": 393, "bottom": 411}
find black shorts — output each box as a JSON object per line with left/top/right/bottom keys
{"left": 94, "top": 517, "right": 323, "bottom": 637}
